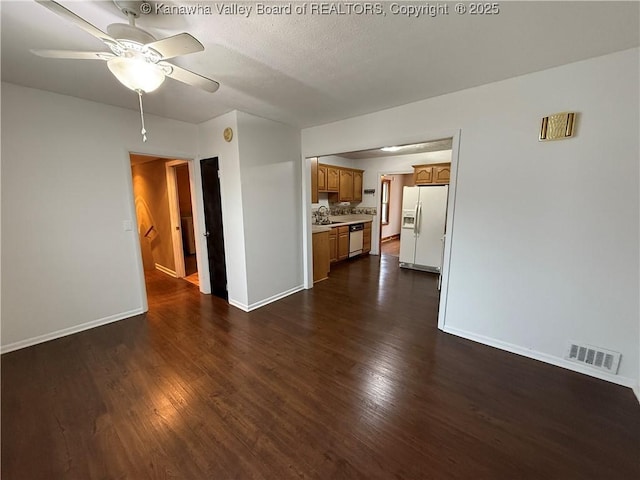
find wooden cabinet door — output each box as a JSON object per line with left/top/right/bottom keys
{"left": 337, "top": 226, "right": 349, "bottom": 260}
{"left": 339, "top": 169, "right": 354, "bottom": 202}
{"left": 433, "top": 165, "right": 450, "bottom": 184}
{"left": 363, "top": 222, "right": 371, "bottom": 253}
{"left": 317, "top": 164, "right": 327, "bottom": 191}
{"left": 353, "top": 171, "right": 363, "bottom": 202}
{"left": 327, "top": 167, "right": 339, "bottom": 192}
{"left": 329, "top": 228, "right": 338, "bottom": 263}
{"left": 311, "top": 157, "right": 318, "bottom": 203}
{"left": 312, "top": 231, "right": 330, "bottom": 282}
{"left": 414, "top": 165, "right": 434, "bottom": 185}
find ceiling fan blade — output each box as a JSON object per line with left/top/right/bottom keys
{"left": 162, "top": 63, "right": 220, "bottom": 93}
{"left": 145, "top": 33, "right": 204, "bottom": 60}
{"left": 35, "top": 0, "right": 120, "bottom": 46}
{"left": 30, "top": 49, "right": 113, "bottom": 60}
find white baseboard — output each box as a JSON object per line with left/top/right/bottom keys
{"left": 228, "top": 299, "right": 249, "bottom": 312}
{"left": 155, "top": 263, "right": 177, "bottom": 277}
{"left": 442, "top": 325, "right": 636, "bottom": 390}
{"left": 1, "top": 308, "right": 145, "bottom": 354}
{"left": 229, "top": 284, "right": 305, "bottom": 312}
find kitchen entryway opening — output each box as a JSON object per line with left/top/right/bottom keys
{"left": 129, "top": 153, "right": 200, "bottom": 295}
{"left": 306, "top": 133, "right": 459, "bottom": 329}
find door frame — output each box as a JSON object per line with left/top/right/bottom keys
{"left": 165, "top": 159, "right": 189, "bottom": 278}
{"left": 377, "top": 170, "right": 412, "bottom": 255}
{"left": 127, "top": 152, "right": 204, "bottom": 312}
{"left": 301, "top": 129, "right": 461, "bottom": 332}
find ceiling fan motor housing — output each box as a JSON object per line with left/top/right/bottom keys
{"left": 113, "top": 0, "right": 143, "bottom": 17}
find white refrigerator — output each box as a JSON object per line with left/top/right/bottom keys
{"left": 399, "top": 185, "right": 448, "bottom": 273}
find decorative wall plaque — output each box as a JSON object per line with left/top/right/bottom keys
{"left": 540, "top": 112, "right": 576, "bottom": 141}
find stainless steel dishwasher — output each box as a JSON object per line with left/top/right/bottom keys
{"left": 348, "top": 223, "right": 364, "bottom": 257}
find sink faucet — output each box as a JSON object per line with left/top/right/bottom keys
{"left": 317, "top": 205, "right": 330, "bottom": 224}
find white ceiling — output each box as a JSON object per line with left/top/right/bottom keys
{"left": 2, "top": 1, "right": 638, "bottom": 128}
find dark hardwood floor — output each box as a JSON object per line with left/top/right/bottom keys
{"left": 380, "top": 238, "right": 400, "bottom": 257}
{"left": 2, "top": 255, "right": 639, "bottom": 479}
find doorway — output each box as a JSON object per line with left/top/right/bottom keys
{"left": 129, "top": 154, "right": 199, "bottom": 288}
{"left": 166, "top": 160, "right": 199, "bottom": 286}
{"left": 200, "top": 157, "right": 228, "bottom": 300}
{"left": 379, "top": 172, "right": 414, "bottom": 258}
{"left": 304, "top": 132, "right": 460, "bottom": 329}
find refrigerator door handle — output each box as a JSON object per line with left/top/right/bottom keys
{"left": 416, "top": 202, "right": 422, "bottom": 235}
{"left": 413, "top": 203, "right": 419, "bottom": 235}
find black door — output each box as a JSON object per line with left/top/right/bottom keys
{"left": 200, "top": 157, "right": 228, "bottom": 300}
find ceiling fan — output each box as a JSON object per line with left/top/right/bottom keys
{"left": 31, "top": 0, "right": 220, "bottom": 141}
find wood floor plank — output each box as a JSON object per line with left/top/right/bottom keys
{"left": 3, "top": 254, "right": 639, "bottom": 479}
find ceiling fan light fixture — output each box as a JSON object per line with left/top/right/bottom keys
{"left": 107, "top": 56, "right": 165, "bottom": 93}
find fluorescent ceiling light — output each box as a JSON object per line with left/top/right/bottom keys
{"left": 381, "top": 146, "right": 403, "bottom": 152}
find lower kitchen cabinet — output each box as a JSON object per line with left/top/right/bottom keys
{"left": 337, "top": 226, "right": 349, "bottom": 261}
{"left": 329, "top": 228, "right": 338, "bottom": 263}
{"left": 312, "top": 231, "right": 330, "bottom": 283}
{"left": 363, "top": 223, "right": 371, "bottom": 253}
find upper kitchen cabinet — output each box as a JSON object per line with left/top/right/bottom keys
{"left": 318, "top": 164, "right": 339, "bottom": 192}
{"left": 327, "top": 166, "right": 339, "bottom": 192}
{"left": 413, "top": 164, "right": 434, "bottom": 185}
{"left": 313, "top": 163, "right": 364, "bottom": 202}
{"left": 317, "top": 163, "right": 326, "bottom": 191}
{"left": 433, "top": 164, "right": 450, "bottom": 184}
{"left": 339, "top": 169, "right": 354, "bottom": 201}
{"left": 413, "top": 163, "right": 451, "bottom": 185}
{"left": 353, "top": 171, "right": 363, "bottom": 202}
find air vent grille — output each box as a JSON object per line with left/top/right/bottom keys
{"left": 565, "top": 342, "right": 621, "bottom": 374}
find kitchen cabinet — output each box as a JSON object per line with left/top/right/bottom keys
{"left": 339, "top": 169, "right": 354, "bottom": 202}
{"left": 329, "top": 228, "right": 338, "bottom": 263}
{"left": 318, "top": 164, "right": 339, "bottom": 192}
{"left": 317, "top": 164, "right": 327, "bottom": 191}
{"left": 312, "top": 230, "right": 330, "bottom": 282}
{"left": 337, "top": 226, "right": 349, "bottom": 261}
{"left": 363, "top": 222, "right": 371, "bottom": 254}
{"left": 327, "top": 167, "right": 339, "bottom": 192}
{"left": 314, "top": 164, "right": 364, "bottom": 202}
{"left": 311, "top": 157, "right": 318, "bottom": 203}
{"left": 353, "top": 171, "right": 363, "bottom": 202}
{"left": 433, "top": 164, "right": 450, "bottom": 184}
{"left": 413, "top": 163, "right": 451, "bottom": 185}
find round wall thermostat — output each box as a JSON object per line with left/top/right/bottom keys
{"left": 223, "top": 127, "right": 233, "bottom": 142}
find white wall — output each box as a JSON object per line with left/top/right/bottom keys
{"left": 236, "top": 111, "right": 303, "bottom": 308}
{"left": 1, "top": 82, "right": 198, "bottom": 351}
{"left": 197, "top": 111, "right": 303, "bottom": 311}
{"left": 302, "top": 48, "right": 640, "bottom": 388}
{"left": 196, "top": 111, "right": 247, "bottom": 304}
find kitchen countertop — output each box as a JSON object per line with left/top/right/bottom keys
{"left": 312, "top": 214, "right": 374, "bottom": 229}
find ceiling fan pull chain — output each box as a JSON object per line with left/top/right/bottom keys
{"left": 137, "top": 89, "right": 148, "bottom": 142}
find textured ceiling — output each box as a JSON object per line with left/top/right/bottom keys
{"left": 2, "top": 1, "right": 639, "bottom": 127}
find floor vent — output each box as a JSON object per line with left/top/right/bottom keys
{"left": 565, "top": 342, "right": 621, "bottom": 374}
